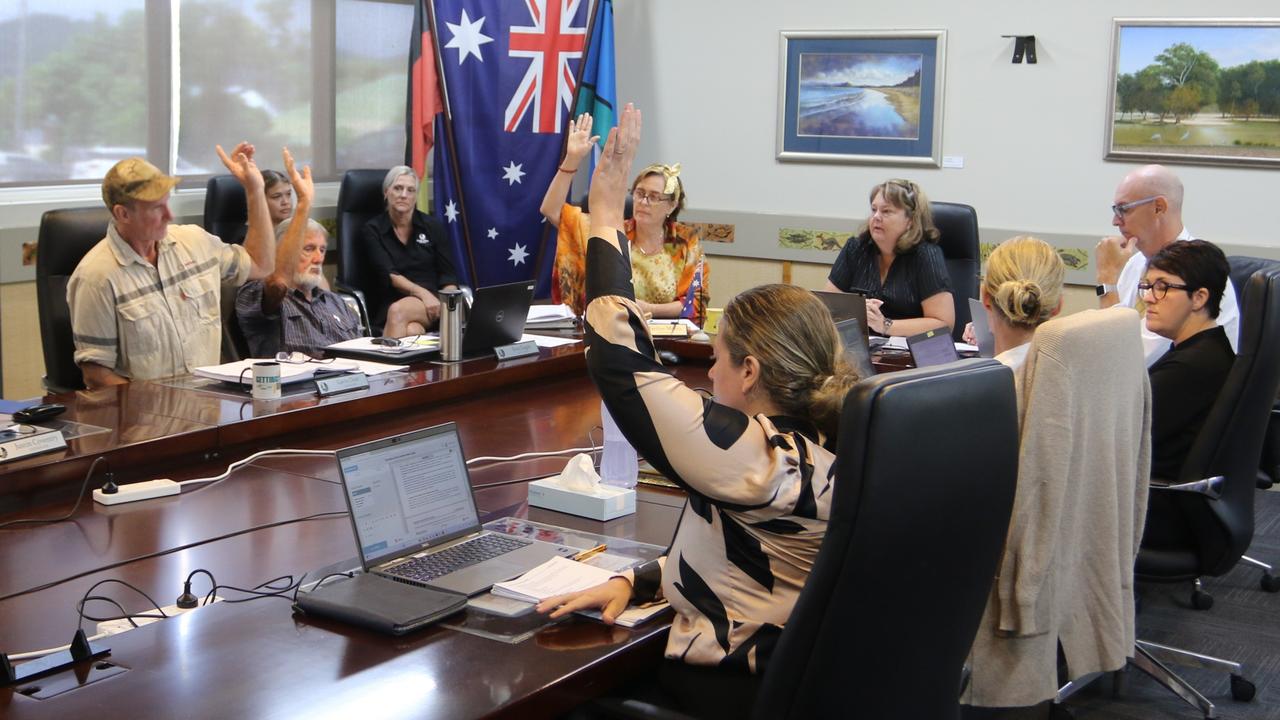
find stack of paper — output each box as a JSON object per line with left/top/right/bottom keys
{"left": 490, "top": 556, "right": 616, "bottom": 603}
{"left": 194, "top": 359, "right": 360, "bottom": 385}
{"left": 526, "top": 304, "right": 577, "bottom": 331}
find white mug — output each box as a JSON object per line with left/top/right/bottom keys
{"left": 252, "top": 361, "right": 282, "bottom": 400}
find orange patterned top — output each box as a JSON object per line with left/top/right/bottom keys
{"left": 551, "top": 204, "right": 710, "bottom": 325}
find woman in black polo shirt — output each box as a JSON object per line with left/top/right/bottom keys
{"left": 824, "top": 178, "right": 954, "bottom": 336}
{"left": 362, "top": 166, "right": 460, "bottom": 337}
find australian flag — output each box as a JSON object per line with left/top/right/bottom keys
{"left": 428, "top": 0, "right": 588, "bottom": 289}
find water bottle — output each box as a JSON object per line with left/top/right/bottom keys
{"left": 600, "top": 400, "right": 638, "bottom": 489}
{"left": 439, "top": 288, "right": 464, "bottom": 362}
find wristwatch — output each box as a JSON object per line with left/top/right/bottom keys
{"left": 883, "top": 317, "right": 894, "bottom": 335}
{"left": 1095, "top": 283, "right": 1118, "bottom": 297}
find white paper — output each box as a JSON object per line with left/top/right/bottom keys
{"left": 955, "top": 342, "right": 980, "bottom": 353}
{"left": 882, "top": 336, "right": 910, "bottom": 351}
{"left": 527, "top": 304, "right": 575, "bottom": 322}
{"left": 336, "top": 359, "right": 409, "bottom": 376}
{"left": 490, "top": 556, "right": 617, "bottom": 603}
{"left": 522, "top": 333, "right": 581, "bottom": 348}
{"left": 194, "top": 358, "right": 359, "bottom": 385}
{"left": 326, "top": 335, "right": 440, "bottom": 355}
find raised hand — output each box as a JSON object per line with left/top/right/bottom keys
{"left": 587, "top": 103, "right": 641, "bottom": 232}
{"left": 564, "top": 113, "right": 600, "bottom": 166}
{"left": 216, "top": 141, "right": 264, "bottom": 193}
{"left": 282, "top": 147, "right": 314, "bottom": 207}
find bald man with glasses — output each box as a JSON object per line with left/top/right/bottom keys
{"left": 1094, "top": 164, "right": 1239, "bottom": 364}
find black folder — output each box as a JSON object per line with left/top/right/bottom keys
{"left": 293, "top": 573, "right": 467, "bottom": 635}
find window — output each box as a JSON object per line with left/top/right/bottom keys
{"left": 0, "top": 0, "right": 412, "bottom": 187}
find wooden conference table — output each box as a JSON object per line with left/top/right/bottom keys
{"left": 0, "top": 342, "right": 718, "bottom": 719}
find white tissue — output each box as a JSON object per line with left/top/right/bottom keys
{"left": 551, "top": 453, "right": 602, "bottom": 493}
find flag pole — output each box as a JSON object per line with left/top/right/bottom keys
{"left": 424, "top": 0, "right": 481, "bottom": 286}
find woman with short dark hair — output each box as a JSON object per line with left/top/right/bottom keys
{"left": 1143, "top": 239, "right": 1233, "bottom": 482}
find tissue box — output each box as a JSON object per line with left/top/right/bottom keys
{"left": 527, "top": 478, "right": 636, "bottom": 521}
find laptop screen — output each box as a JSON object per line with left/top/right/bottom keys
{"left": 835, "top": 317, "right": 876, "bottom": 379}
{"left": 907, "top": 328, "right": 960, "bottom": 368}
{"left": 337, "top": 424, "right": 480, "bottom": 568}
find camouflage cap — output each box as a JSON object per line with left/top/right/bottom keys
{"left": 102, "top": 157, "right": 180, "bottom": 209}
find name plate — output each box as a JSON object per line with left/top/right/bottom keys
{"left": 0, "top": 428, "right": 67, "bottom": 463}
{"left": 315, "top": 372, "right": 369, "bottom": 397}
{"left": 494, "top": 340, "right": 540, "bottom": 362}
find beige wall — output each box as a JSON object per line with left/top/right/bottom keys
{"left": 1, "top": 282, "right": 43, "bottom": 399}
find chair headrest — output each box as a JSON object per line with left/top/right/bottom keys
{"left": 929, "top": 201, "right": 979, "bottom": 260}
{"left": 337, "top": 169, "right": 393, "bottom": 217}
{"left": 36, "top": 207, "right": 112, "bottom": 277}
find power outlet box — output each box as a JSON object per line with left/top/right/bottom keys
{"left": 96, "top": 598, "right": 222, "bottom": 636}
{"left": 93, "top": 478, "right": 180, "bottom": 505}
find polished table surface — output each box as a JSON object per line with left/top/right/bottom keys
{"left": 0, "top": 346, "right": 711, "bottom": 719}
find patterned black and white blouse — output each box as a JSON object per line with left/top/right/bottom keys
{"left": 584, "top": 233, "right": 835, "bottom": 674}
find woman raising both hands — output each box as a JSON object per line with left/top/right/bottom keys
{"left": 536, "top": 104, "right": 857, "bottom": 718}
{"left": 541, "top": 113, "right": 710, "bottom": 324}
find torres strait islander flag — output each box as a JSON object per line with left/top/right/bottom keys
{"left": 427, "top": 0, "right": 589, "bottom": 288}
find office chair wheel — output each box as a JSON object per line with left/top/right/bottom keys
{"left": 1261, "top": 573, "right": 1280, "bottom": 593}
{"left": 1190, "top": 588, "right": 1214, "bottom": 610}
{"left": 1230, "top": 674, "right": 1256, "bottom": 702}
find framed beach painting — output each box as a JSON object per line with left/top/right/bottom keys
{"left": 776, "top": 30, "right": 946, "bottom": 166}
{"left": 1106, "top": 18, "right": 1280, "bottom": 167}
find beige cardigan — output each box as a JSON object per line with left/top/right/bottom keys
{"left": 965, "top": 308, "right": 1152, "bottom": 707}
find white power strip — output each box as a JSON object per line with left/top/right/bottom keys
{"left": 95, "top": 597, "right": 222, "bottom": 637}
{"left": 92, "top": 478, "right": 180, "bottom": 505}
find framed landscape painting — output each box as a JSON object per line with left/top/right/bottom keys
{"left": 1106, "top": 18, "right": 1280, "bottom": 167}
{"left": 776, "top": 30, "right": 946, "bottom": 166}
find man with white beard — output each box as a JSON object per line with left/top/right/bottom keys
{"left": 236, "top": 150, "right": 360, "bottom": 358}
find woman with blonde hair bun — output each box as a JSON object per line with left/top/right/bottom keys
{"left": 977, "top": 235, "right": 1065, "bottom": 371}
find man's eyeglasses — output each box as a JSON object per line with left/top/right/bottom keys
{"left": 274, "top": 351, "right": 334, "bottom": 364}
{"left": 1112, "top": 196, "right": 1159, "bottom": 219}
{"left": 1137, "top": 279, "right": 1191, "bottom": 301}
{"left": 632, "top": 189, "right": 673, "bottom": 205}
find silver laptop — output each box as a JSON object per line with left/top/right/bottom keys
{"left": 336, "top": 422, "right": 574, "bottom": 596}
{"left": 967, "top": 297, "right": 995, "bottom": 358}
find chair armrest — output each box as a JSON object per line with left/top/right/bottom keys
{"left": 585, "top": 697, "right": 700, "bottom": 720}
{"left": 1150, "top": 475, "right": 1224, "bottom": 499}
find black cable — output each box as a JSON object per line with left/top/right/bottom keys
{"left": 0, "top": 510, "right": 349, "bottom": 604}
{"left": 75, "top": 578, "right": 170, "bottom": 634}
{"left": 292, "top": 571, "right": 355, "bottom": 603}
{"left": 0, "top": 456, "right": 106, "bottom": 530}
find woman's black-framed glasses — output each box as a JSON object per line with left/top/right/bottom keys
{"left": 1137, "top": 279, "right": 1191, "bottom": 301}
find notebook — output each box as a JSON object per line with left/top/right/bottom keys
{"left": 967, "top": 297, "right": 996, "bottom": 358}
{"left": 459, "top": 281, "right": 536, "bottom": 358}
{"left": 906, "top": 328, "right": 961, "bottom": 367}
{"left": 335, "top": 422, "right": 574, "bottom": 596}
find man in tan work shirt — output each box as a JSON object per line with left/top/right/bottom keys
{"left": 67, "top": 143, "right": 276, "bottom": 388}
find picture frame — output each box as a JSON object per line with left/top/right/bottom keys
{"left": 1105, "top": 18, "right": 1280, "bottom": 168}
{"left": 776, "top": 29, "right": 947, "bottom": 167}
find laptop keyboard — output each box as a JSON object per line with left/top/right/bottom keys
{"left": 385, "top": 533, "right": 530, "bottom": 583}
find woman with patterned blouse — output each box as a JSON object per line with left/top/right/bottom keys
{"left": 825, "top": 178, "right": 954, "bottom": 337}
{"left": 541, "top": 113, "right": 710, "bottom": 325}
{"left": 537, "top": 105, "right": 859, "bottom": 719}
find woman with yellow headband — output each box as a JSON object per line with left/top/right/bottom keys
{"left": 541, "top": 113, "right": 710, "bottom": 324}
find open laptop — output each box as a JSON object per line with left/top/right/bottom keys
{"left": 336, "top": 422, "right": 574, "bottom": 596}
{"left": 967, "top": 297, "right": 996, "bottom": 358}
{"left": 814, "top": 289, "right": 869, "bottom": 328}
{"left": 906, "top": 327, "right": 960, "bottom": 368}
{"left": 835, "top": 317, "right": 876, "bottom": 379}
{"left": 459, "top": 281, "right": 536, "bottom": 358}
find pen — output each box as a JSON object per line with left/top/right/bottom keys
{"left": 573, "top": 544, "right": 607, "bottom": 562}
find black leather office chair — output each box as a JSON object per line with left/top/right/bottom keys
{"left": 1127, "top": 266, "right": 1280, "bottom": 717}
{"left": 594, "top": 359, "right": 1020, "bottom": 720}
{"left": 931, "top": 202, "right": 980, "bottom": 341}
{"left": 335, "top": 169, "right": 390, "bottom": 333}
{"left": 1227, "top": 255, "right": 1279, "bottom": 490}
{"left": 35, "top": 207, "right": 112, "bottom": 393}
{"left": 202, "top": 174, "right": 248, "bottom": 245}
